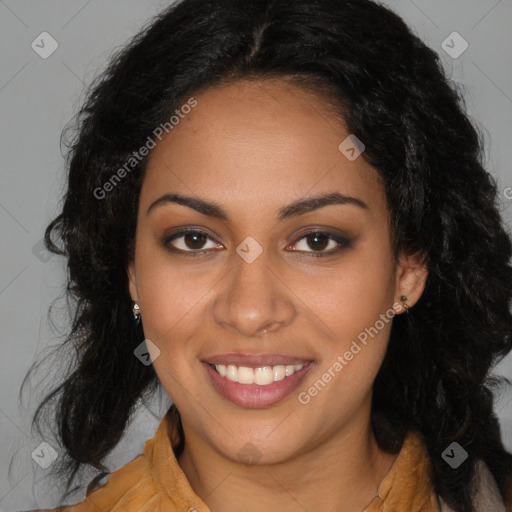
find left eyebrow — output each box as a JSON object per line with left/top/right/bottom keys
{"left": 146, "top": 192, "right": 368, "bottom": 220}
{"left": 277, "top": 192, "right": 368, "bottom": 221}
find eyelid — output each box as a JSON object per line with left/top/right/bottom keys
{"left": 162, "top": 228, "right": 223, "bottom": 256}
{"left": 287, "top": 229, "right": 351, "bottom": 255}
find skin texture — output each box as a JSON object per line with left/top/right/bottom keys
{"left": 128, "top": 78, "right": 428, "bottom": 512}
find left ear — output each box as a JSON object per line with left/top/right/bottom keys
{"left": 127, "top": 260, "right": 139, "bottom": 304}
{"left": 394, "top": 251, "right": 428, "bottom": 313}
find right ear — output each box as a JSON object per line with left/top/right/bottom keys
{"left": 127, "top": 260, "right": 138, "bottom": 303}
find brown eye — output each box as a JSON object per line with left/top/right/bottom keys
{"left": 304, "top": 233, "right": 330, "bottom": 251}
{"left": 183, "top": 232, "right": 207, "bottom": 249}
{"left": 291, "top": 230, "right": 350, "bottom": 256}
{"left": 163, "top": 229, "right": 222, "bottom": 255}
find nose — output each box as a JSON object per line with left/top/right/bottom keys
{"left": 211, "top": 249, "right": 296, "bottom": 338}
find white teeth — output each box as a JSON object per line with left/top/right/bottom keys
{"left": 238, "top": 366, "right": 254, "bottom": 384}
{"left": 226, "top": 365, "right": 238, "bottom": 382}
{"left": 254, "top": 367, "right": 274, "bottom": 385}
{"left": 214, "top": 363, "right": 306, "bottom": 385}
{"left": 273, "top": 365, "right": 286, "bottom": 381}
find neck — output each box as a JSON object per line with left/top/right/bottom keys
{"left": 177, "top": 412, "right": 397, "bottom": 512}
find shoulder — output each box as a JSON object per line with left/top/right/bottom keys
{"left": 23, "top": 410, "right": 184, "bottom": 512}
{"left": 437, "top": 459, "right": 511, "bottom": 512}
{"left": 391, "top": 431, "right": 511, "bottom": 512}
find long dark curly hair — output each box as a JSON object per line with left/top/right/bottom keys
{"left": 24, "top": 0, "right": 512, "bottom": 510}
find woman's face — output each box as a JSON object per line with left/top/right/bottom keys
{"left": 128, "top": 78, "right": 426, "bottom": 464}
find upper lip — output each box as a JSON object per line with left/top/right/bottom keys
{"left": 203, "top": 353, "right": 312, "bottom": 367}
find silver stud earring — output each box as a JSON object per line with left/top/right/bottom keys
{"left": 132, "top": 302, "right": 141, "bottom": 323}
{"left": 400, "top": 295, "right": 410, "bottom": 313}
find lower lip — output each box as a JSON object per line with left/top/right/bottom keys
{"left": 203, "top": 362, "right": 313, "bottom": 408}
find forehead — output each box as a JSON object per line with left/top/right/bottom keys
{"left": 141, "top": 78, "right": 387, "bottom": 219}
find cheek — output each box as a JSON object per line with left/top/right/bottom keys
{"left": 133, "top": 242, "right": 211, "bottom": 404}
{"left": 290, "top": 246, "right": 396, "bottom": 345}
{"left": 291, "top": 242, "right": 396, "bottom": 401}
{"left": 135, "top": 240, "right": 213, "bottom": 340}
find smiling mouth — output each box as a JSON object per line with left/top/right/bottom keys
{"left": 208, "top": 362, "right": 308, "bottom": 385}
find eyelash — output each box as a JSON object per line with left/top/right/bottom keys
{"left": 162, "top": 229, "right": 351, "bottom": 258}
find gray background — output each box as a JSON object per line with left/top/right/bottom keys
{"left": 0, "top": 0, "right": 511, "bottom": 510}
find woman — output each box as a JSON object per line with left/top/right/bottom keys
{"left": 26, "top": 0, "right": 512, "bottom": 510}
